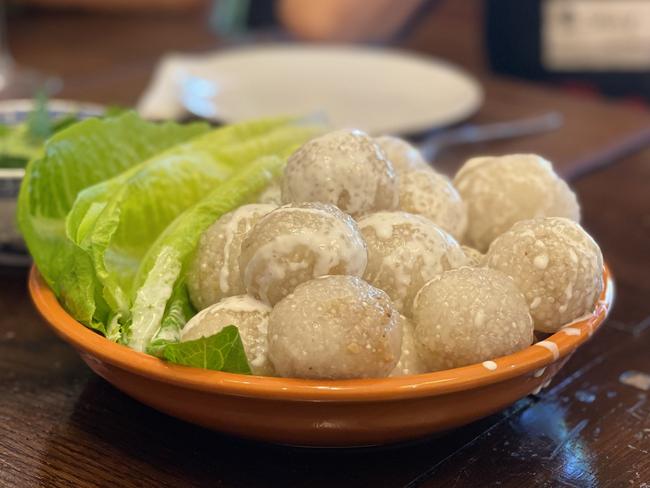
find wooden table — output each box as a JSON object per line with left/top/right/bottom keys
{"left": 2, "top": 2, "right": 650, "bottom": 486}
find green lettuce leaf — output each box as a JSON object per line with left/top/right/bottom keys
{"left": 127, "top": 154, "right": 285, "bottom": 352}
{"left": 162, "top": 325, "right": 251, "bottom": 374}
{"left": 66, "top": 117, "right": 311, "bottom": 316}
{"left": 18, "top": 112, "right": 209, "bottom": 329}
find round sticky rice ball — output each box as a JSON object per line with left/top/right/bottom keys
{"left": 268, "top": 275, "right": 402, "bottom": 379}
{"left": 181, "top": 295, "right": 273, "bottom": 376}
{"left": 399, "top": 169, "right": 467, "bottom": 240}
{"left": 486, "top": 217, "right": 603, "bottom": 332}
{"left": 413, "top": 267, "right": 534, "bottom": 371}
{"left": 187, "top": 203, "right": 276, "bottom": 310}
{"left": 281, "top": 129, "right": 399, "bottom": 217}
{"left": 374, "top": 135, "right": 429, "bottom": 174}
{"left": 453, "top": 154, "right": 580, "bottom": 251}
{"left": 357, "top": 211, "right": 467, "bottom": 316}
{"left": 461, "top": 245, "right": 485, "bottom": 267}
{"left": 239, "top": 202, "right": 368, "bottom": 305}
{"left": 390, "top": 315, "right": 428, "bottom": 377}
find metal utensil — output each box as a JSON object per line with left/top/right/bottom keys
{"left": 418, "top": 112, "right": 563, "bottom": 161}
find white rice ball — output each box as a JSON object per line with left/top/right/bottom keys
{"left": 357, "top": 211, "right": 467, "bottom": 316}
{"left": 413, "top": 267, "right": 534, "bottom": 371}
{"left": 390, "top": 315, "right": 428, "bottom": 377}
{"left": 374, "top": 135, "right": 429, "bottom": 174}
{"left": 181, "top": 295, "right": 273, "bottom": 376}
{"left": 399, "top": 169, "right": 467, "bottom": 240}
{"left": 453, "top": 154, "right": 580, "bottom": 251}
{"left": 281, "top": 129, "right": 399, "bottom": 217}
{"left": 187, "top": 203, "right": 276, "bottom": 310}
{"left": 239, "top": 202, "right": 368, "bottom": 306}
{"left": 486, "top": 217, "right": 604, "bottom": 332}
{"left": 461, "top": 245, "right": 485, "bottom": 267}
{"left": 268, "top": 275, "right": 402, "bottom": 379}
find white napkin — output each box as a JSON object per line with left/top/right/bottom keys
{"left": 137, "top": 52, "right": 220, "bottom": 120}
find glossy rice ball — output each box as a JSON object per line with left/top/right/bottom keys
{"left": 268, "top": 275, "right": 402, "bottom": 379}
{"left": 453, "top": 154, "right": 580, "bottom": 251}
{"left": 281, "top": 129, "right": 399, "bottom": 217}
{"left": 181, "top": 295, "right": 273, "bottom": 376}
{"left": 413, "top": 267, "right": 534, "bottom": 371}
{"left": 461, "top": 245, "right": 485, "bottom": 267}
{"left": 187, "top": 203, "right": 276, "bottom": 310}
{"left": 358, "top": 211, "right": 467, "bottom": 316}
{"left": 399, "top": 169, "right": 467, "bottom": 240}
{"left": 239, "top": 202, "right": 368, "bottom": 305}
{"left": 257, "top": 181, "right": 282, "bottom": 205}
{"left": 390, "top": 315, "right": 428, "bottom": 377}
{"left": 486, "top": 217, "right": 604, "bottom": 332}
{"left": 374, "top": 135, "right": 429, "bottom": 174}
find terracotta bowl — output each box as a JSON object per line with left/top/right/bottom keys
{"left": 29, "top": 265, "right": 614, "bottom": 447}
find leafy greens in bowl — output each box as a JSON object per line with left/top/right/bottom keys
{"left": 18, "top": 111, "right": 323, "bottom": 372}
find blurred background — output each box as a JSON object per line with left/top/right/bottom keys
{"left": 1, "top": 0, "right": 649, "bottom": 261}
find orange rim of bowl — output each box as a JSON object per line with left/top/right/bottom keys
{"left": 29, "top": 265, "right": 614, "bottom": 402}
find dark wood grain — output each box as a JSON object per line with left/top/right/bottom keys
{"left": 2, "top": 1, "right": 650, "bottom": 487}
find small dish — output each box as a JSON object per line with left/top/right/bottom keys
{"left": 0, "top": 99, "right": 104, "bottom": 266}
{"left": 28, "top": 265, "right": 613, "bottom": 447}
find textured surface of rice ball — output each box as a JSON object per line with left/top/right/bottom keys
{"left": 390, "top": 315, "right": 428, "bottom": 377}
{"left": 187, "top": 203, "right": 276, "bottom": 310}
{"left": 399, "top": 169, "right": 467, "bottom": 240}
{"left": 453, "top": 154, "right": 580, "bottom": 251}
{"left": 257, "top": 182, "right": 282, "bottom": 205}
{"left": 374, "top": 135, "right": 429, "bottom": 174}
{"left": 281, "top": 129, "right": 399, "bottom": 217}
{"left": 358, "top": 211, "right": 467, "bottom": 316}
{"left": 486, "top": 217, "right": 603, "bottom": 332}
{"left": 181, "top": 295, "right": 273, "bottom": 376}
{"left": 240, "top": 202, "right": 368, "bottom": 305}
{"left": 268, "top": 275, "right": 401, "bottom": 379}
{"left": 461, "top": 245, "right": 485, "bottom": 267}
{"left": 413, "top": 267, "right": 534, "bottom": 371}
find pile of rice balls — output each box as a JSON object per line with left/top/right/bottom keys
{"left": 184, "top": 129, "right": 604, "bottom": 379}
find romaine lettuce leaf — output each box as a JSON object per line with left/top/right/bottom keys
{"left": 67, "top": 119, "right": 320, "bottom": 320}
{"left": 18, "top": 112, "right": 209, "bottom": 329}
{"left": 162, "top": 325, "right": 251, "bottom": 374}
{"left": 127, "top": 154, "right": 285, "bottom": 351}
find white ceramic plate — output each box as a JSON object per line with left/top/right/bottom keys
{"left": 181, "top": 44, "right": 483, "bottom": 135}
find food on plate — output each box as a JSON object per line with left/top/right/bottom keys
{"left": 19, "top": 115, "right": 606, "bottom": 379}
{"left": 357, "top": 211, "right": 466, "bottom": 316}
{"left": 188, "top": 204, "right": 276, "bottom": 311}
{"left": 398, "top": 169, "right": 467, "bottom": 240}
{"left": 374, "top": 135, "right": 429, "bottom": 174}
{"left": 486, "top": 217, "right": 604, "bottom": 332}
{"left": 181, "top": 295, "right": 274, "bottom": 376}
{"left": 0, "top": 94, "right": 90, "bottom": 169}
{"left": 390, "top": 315, "right": 427, "bottom": 377}
{"left": 453, "top": 154, "right": 580, "bottom": 252}
{"left": 268, "top": 275, "right": 401, "bottom": 379}
{"left": 461, "top": 245, "right": 484, "bottom": 267}
{"left": 239, "top": 202, "right": 367, "bottom": 306}
{"left": 281, "top": 129, "right": 398, "bottom": 217}
{"left": 413, "top": 267, "right": 534, "bottom": 371}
